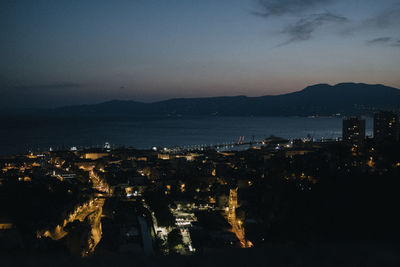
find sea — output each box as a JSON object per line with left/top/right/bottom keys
{"left": 0, "top": 116, "right": 373, "bottom": 155}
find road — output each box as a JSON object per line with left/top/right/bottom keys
{"left": 138, "top": 215, "right": 155, "bottom": 255}
{"left": 37, "top": 198, "right": 105, "bottom": 255}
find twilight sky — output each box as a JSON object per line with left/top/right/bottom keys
{"left": 1, "top": 0, "right": 399, "bottom": 108}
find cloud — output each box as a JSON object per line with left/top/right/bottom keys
{"left": 253, "top": 0, "right": 334, "bottom": 17}
{"left": 280, "top": 12, "right": 348, "bottom": 45}
{"left": 392, "top": 40, "right": 400, "bottom": 47}
{"left": 12, "top": 82, "right": 83, "bottom": 92}
{"left": 253, "top": 0, "right": 400, "bottom": 47}
{"left": 366, "top": 37, "right": 400, "bottom": 47}
{"left": 364, "top": 3, "right": 400, "bottom": 29}
{"left": 252, "top": 0, "right": 348, "bottom": 45}
{"left": 366, "top": 37, "right": 392, "bottom": 45}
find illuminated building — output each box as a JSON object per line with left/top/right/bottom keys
{"left": 157, "top": 153, "right": 170, "bottom": 160}
{"left": 81, "top": 152, "right": 109, "bottom": 160}
{"left": 342, "top": 117, "right": 365, "bottom": 146}
{"left": 374, "top": 111, "right": 399, "bottom": 143}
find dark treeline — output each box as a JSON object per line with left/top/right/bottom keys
{"left": 242, "top": 141, "right": 400, "bottom": 245}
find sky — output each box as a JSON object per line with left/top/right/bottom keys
{"left": 1, "top": 0, "right": 399, "bottom": 108}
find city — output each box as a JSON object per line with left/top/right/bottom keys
{"left": 1, "top": 111, "right": 399, "bottom": 264}
{"left": 2, "top": 1, "right": 400, "bottom": 265}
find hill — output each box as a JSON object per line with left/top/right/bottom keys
{"left": 19, "top": 83, "right": 400, "bottom": 117}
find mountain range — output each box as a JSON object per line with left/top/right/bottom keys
{"left": 10, "top": 83, "right": 400, "bottom": 117}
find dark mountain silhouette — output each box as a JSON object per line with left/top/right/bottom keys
{"left": 29, "top": 83, "right": 400, "bottom": 117}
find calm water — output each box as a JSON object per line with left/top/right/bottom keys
{"left": 0, "top": 116, "right": 373, "bottom": 155}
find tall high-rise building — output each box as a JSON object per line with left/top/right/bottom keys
{"left": 374, "top": 111, "right": 399, "bottom": 143}
{"left": 343, "top": 117, "right": 366, "bottom": 146}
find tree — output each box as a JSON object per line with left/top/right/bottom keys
{"left": 167, "top": 228, "right": 182, "bottom": 253}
